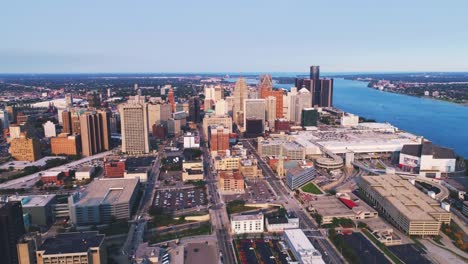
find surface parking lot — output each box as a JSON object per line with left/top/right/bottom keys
{"left": 235, "top": 239, "right": 290, "bottom": 264}
{"left": 223, "top": 179, "right": 276, "bottom": 203}
{"left": 388, "top": 244, "right": 431, "bottom": 264}
{"left": 154, "top": 187, "right": 207, "bottom": 211}
{"left": 340, "top": 232, "right": 390, "bottom": 264}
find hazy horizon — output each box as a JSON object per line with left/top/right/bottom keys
{"left": 1, "top": 0, "right": 468, "bottom": 73}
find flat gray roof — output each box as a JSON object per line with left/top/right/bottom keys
{"left": 74, "top": 178, "right": 139, "bottom": 207}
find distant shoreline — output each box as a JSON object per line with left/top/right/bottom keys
{"left": 348, "top": 78, "right": 468, "bottom": 107}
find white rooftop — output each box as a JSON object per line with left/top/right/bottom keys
{"left": 9, "top": 194, "right": 56, "bottom": 207}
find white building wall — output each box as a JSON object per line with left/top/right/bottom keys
{"left": 420, "top": 155, "right": 456, "bottom": 173}
{"left": 231, "top": 216, "right": 264, "bottom": 234}
{"left": 43, "top": 121, "right": 57, "bottom": 138}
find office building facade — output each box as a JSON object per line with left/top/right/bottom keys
{"left": 0, "top": 201, "right": 26, "bottom": 264}
{"left": 119, "top": 103, "right": 149, "bottom": 154}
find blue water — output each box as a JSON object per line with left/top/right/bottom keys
{"left": 332, "top": 78, "right": 468, "bottom": 158}
{"left": 227, "top": 77, "right": 468, "bottom": 157}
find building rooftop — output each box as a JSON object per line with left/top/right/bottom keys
{"left": 219, "top": 171, "right": 243, "bottom": 180}
{"left": 8, "top": 194, "right": 56, "bottom": 207}
{"left": 360, "top": 175, "right": 449, "bottom": 221}
{"left": 231, "top": 213, "right": 263, "bottom": 222}
{"left": 73, "top": 178, "right": 139, "bottom": 207}
{"left": 309, "top": 194, "right": 376, "bottom": 218}
{"left": 39, "top": 232, "right": 104, "bottom": 255}
{"left": 401, "top": 141, "right": 455, "bottom": 159}
{"left": 77, "top": 166, "right": 93, "bottom": 172}
{"left": 284, "top": 229, "right": 323, "bottom": 262}
{"left": 287, "top": 167, "right": 316, "bottom": 178}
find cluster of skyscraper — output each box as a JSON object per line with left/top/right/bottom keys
{"left": 228, "top": 65, "right": 333, "bottom": 136}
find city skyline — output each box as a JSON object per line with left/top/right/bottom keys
{"left": 1, "top": 0, "right": 468, "bottom": 73}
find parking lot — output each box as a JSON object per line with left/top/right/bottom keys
{"left": 154, "top": 187, "right": 207, "bottom": 211}
{"left": 235, "top": 239, "right": 291, "bottom": 264}
{"left": 389, "top": 244, "right": 431, "bottom": 264}
{"left": 222, "top": 179, "right": 276, "bottom": 203}
{"left": 340, "top": 232, "right": 390, "bottom": 264}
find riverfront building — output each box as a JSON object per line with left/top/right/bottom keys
{"left": 358, "top": 175, "right": 451, "bottom": 235}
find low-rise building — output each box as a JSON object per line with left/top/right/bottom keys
{"left": 358, "top": 175, "right": 451, "bottom": 235}
{"left": 36, "top": 232, "right": 106, "bottom": 264}
{"left": 308, "top": 194, "right": 378, "bottom": 225}
{"left": 231, "top": 213, "right": 264, "bottom": 234}
{"left": 265, "top": 212, "right": 299, "bottom": 232}
{"left": 75, "top": 166, "right": 95, "bottom": 181}
{"left": 41, "top": 171, "right": 66, "bottom": 186}
{"left": 284, "top": 229, "right": 325, "bottom": 264}
{"left": 124, "top": 168, "right": 149, "bottom": 183}
{"left": 182, "top": 159, "right": 204, "bottom": 182}
{"left": 286, "top": 167, "right": 317, "bottom": 190}
{"left": 239, "top": 158, "right": 261, "bottom": 178}
{"left": 219, "top": 171, "right": 245, "bottom": 194}
{"left": 214, "top": 156, "right": 240, "bottom": 171}
{"left": 104, "top": 158, "right": 126, "bottom": 178}
{"left": 9, "top": 194, "right": 56, "bottom": 227}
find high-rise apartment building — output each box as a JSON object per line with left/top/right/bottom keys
{"left": 9, "top": 133, "right": 41, "bottom": 161}
{"left": 79, "top": 110, "right": 111, "bottom": 156}
{"left": 258, "top": 74, "right": 283, "bottom": 118}
{"left": 265, "top": 96, "right": 277, "bottom": 129}
{"left": 310, "top": 65, "right": 320, "bottom": 80}
{"left": 61, "top": 110, "right": 72, "bottom": 134}
{"left": 42, "top": 120, "right": 56, "bottom": 138}
{"left": 65, "top": 93, "right": 73, "bottom": 108}
{"left": 295, "top": 65, "right": 333, "bottom": 107}
{"left": 0, "top": 110, "right": 10, "bottom": 129}
{"left": 6, "top": 106, "right": 17, "bottom": 124}
{"left": 295, "top": 88, "right": 312, "bottom": 125}
{"left": 119, "top": 102, "right": 149, "bottom": 154}
{"left": 189, "top": 96, "right": 201, "bottom": 123}
{"left": 215, "top": 99, "right": 228, "bottom": 116}
{"left": 244, "top": 99, "right": 266, "bottom": 132}
{"left": 287, "top": 88, "right": 298, "bottom": 123}
{"left": 0, "top": 201, "right": 26, "bottom": 264}
{"left": 51, "top": 133, "right": 81, "bottom": 155}
{"left": 86, "top": 91, "right": 101, "bottom": 108}
{"left": 233, "top": 78, "right": 248, "bottom": 126}
{"left": 209, "top": 125, "right": 229, "bottom": 156}
{"left": 202, "top": 115, "right": 232, "bottom": 140}
{"left": 167, "top": 88, "right": 175, "bottom": 113}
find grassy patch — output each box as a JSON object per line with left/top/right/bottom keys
{"left": 226, "top": 200, "right": 256, "bottom": 215}
{"left": 441, "top": 221, "right": 468, "bottom": 253}
{"left": 301, "top": 182, "right": 323, "bottom": 194}
{"left": 362, "top": 229, "right": 404, "bottom": 264}
{"left": 148, "top": 223, "right": 211, "bottom": 244}
{"left": 151, "top": 214, "right": 189, "bottom": 228}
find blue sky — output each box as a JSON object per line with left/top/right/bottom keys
{"left": 1, "top": 0, "right": 467, "bottom": 73}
